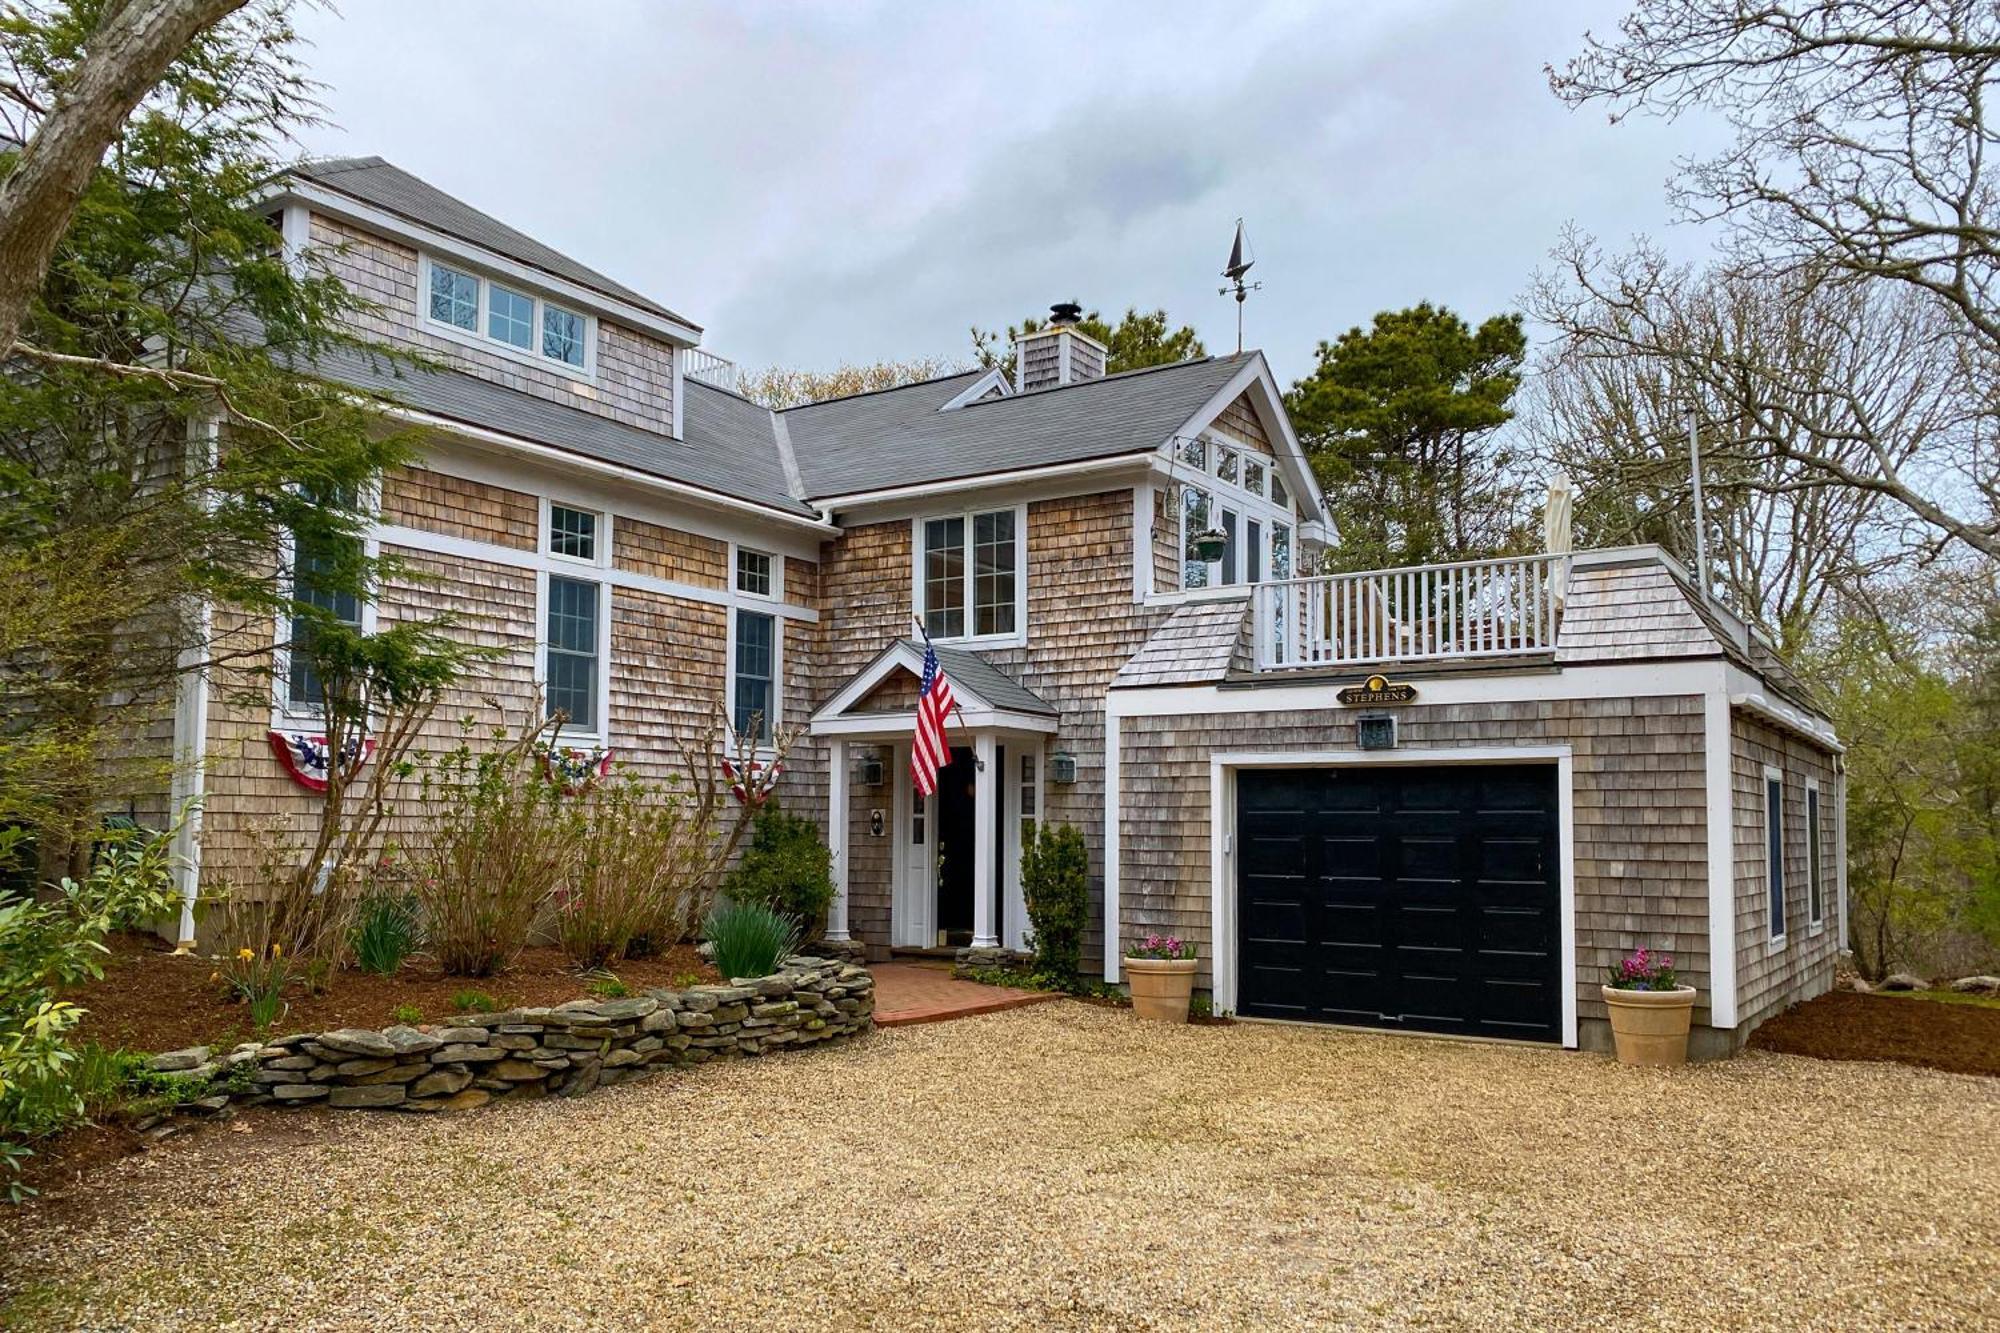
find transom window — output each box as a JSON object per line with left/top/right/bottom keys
{"left": 919, "top": 509, "right": 1020, "bottom": 641}
{"left": 736, "top": 547, "right": 773, "bottom": 597}
{"left": 546, "top": 575, "right": 599, "bottom": 732}
{"left": 733, "top": 609, "right": 775, "bottom": 742}
{"left": 422, "top": 256, "right": 593, "bottom": 374}
{"left": 549, "top": 504, "right": 598, "bottom": 561}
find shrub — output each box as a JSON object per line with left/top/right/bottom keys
{"left": 1022, "top": 823, "right": 1089, "bottom": 988}
{"left": 1, "top": 820, "right": 181, "bottom": 1200}
{"left": 392, "top": 1003, "right": 423, "bottom": 1025}
{"left": 720, "top": 805, "right": 835, "bottom": 934}
{"left": 350, "top": 890, "right": 420, "bottom": 976}
{"left": 555, "top": 777, "right": 706, "bottom": 970}
{"left": 703, "top": 901, "right": 800, "bottom": 982}
{"left": 415, "top": 721, "right": 577, "bottom": 976}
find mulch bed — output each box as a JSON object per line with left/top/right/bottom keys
{"left": 1749, "top": 989, "right": 2000, "bottom": 1077}
{"left": 66, "top": 931, "right": 720, "bottom": 1054}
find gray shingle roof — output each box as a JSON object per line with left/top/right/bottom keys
{"left": 1555, "top": 559, "right": 1728, "bottom": 664}
{"left": 782, "top": 353, "right": 1259, "bottom": 500}
{"left": 1113, "top": 598, "right": 1251, "bottom": 687}
{"left": 316, "top": 345, "right": 813, "bottom": 518}
{"left": 291, "top": 156, "right": 696, "bottom": 330}
{"left": 910, "top": 641, "right": 1055, "bottom": 716}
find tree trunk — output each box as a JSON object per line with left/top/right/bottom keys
{"left": 0, "top": 0, "right": 248, "bottom": 354}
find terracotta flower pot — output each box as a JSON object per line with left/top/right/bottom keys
{"left": 1601, "top": 984, "right": 1697, "bottom": 1067}
{"left": 1126, "top": 957, "right": 1198, "bottom": 1023}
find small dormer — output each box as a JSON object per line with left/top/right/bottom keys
{"left": 1014, "top": 303, "right": 1108, "bottom": 392}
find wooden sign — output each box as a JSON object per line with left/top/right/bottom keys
{"left": 1337, "top": 674, "right": 1418, "bottom": 706}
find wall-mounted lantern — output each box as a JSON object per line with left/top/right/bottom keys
{"left": 858, "top": 749, "right": 886, "bottom": 788}
{"left": 1049, "top": 751, "right": 1078, "bottom": 785}
{"left": 1357, "top": 713, "right": 1397, "bottom": 751}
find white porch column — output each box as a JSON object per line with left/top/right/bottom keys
{"left": 826, "top": 738, "right": 850, "bottom": 942}
{"left": 972, "top": 731, "right": 999, "bottom": 948}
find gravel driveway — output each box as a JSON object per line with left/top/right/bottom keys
{"left": 3, "top": 1002, "right": 1995, "bottom": 1331}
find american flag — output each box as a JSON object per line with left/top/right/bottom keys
{"left": 910, "top": 635, "right": 956, "bottom": 798}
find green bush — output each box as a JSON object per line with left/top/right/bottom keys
{"left": 703, "top": 901, "right": 800, "bottom": 982}
{"left": 350, "top": 891, "right": 420, "bottom": 976}
{"left": 1, "top": 820, "right": 181, "bottom": 1200}
{"left": 1022, "top": 823, "right": 1089, "bottom": 989}
{"left": 720, "top": 805, "right": 835, "bottom": 934}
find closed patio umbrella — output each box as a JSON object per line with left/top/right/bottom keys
{"left": 1544, "top": 473, "right": 1575, "bottom": 622}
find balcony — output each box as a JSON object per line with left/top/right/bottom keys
{"left": 682, "top": 348, "right": 739, "bottom": 393}
{"left": 1250, "top": 553, "right": 1568, "bottom": 672}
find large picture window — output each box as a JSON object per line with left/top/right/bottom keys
{"left": 918, "top": 508, "right": 1022, "bottom": 642}
{"left": 546, "top": 575, "right": 599, "bottom": 732}
{"left": 1176, "top": 429, "right": 1297, "bottom": 593}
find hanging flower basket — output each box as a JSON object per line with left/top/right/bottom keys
{"left": 1186, "top": 527, "right": 1228, "bottom": 563}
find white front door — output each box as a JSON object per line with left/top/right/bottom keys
{"left": 891, "top": 742, "right": 935, "bottom": 947}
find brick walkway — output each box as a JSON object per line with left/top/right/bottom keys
{"left": 871, "top": 961, "right": 1060, "bottom": 1027}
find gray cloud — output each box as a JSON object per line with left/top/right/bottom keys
{"left": 294, "top": 0, "right": 1728, "bottom": 385}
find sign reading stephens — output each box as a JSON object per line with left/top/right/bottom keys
{"left": 1336, "top": 674, "right": 1418, "bottom": 706}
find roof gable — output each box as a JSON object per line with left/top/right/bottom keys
{"left": 811, "top": 639, "right": 1057, "bottom": 734}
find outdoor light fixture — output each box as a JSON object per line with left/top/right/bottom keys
{"left": 858, "top": 750, "right": 885, "bottom": 787}
{"left": 1357, "top": 714, "right": 1397, "bottom": 751}
{"left": 1050, "top": 751, "right": 1078, "bottom": 785}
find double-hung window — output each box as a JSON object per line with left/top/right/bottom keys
{"left": 543, "top": 503, "right": 605, "bottom": 735}
{"left": 733, "top": 609, "right": 775, "bottom": 742}
{"left": 1765, "top": 768, "right": 1787, "bottom": 943}
{"left": 286, "top": 510, "right": 363, "bottom": 711}
{"left": 919, "top": 509, "right": 1020, "bottom": 642}
{"left": 423, "top": 257, "right": 592, "bottom": 374}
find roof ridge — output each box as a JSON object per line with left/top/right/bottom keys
{"left": 779, "top": 366, "right": 985, "bottom": 413}
{"left": 957, "top": 350, "right": 1251, "bottom": 410}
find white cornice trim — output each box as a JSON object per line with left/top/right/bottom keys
{"left": 275, "top": 180, "right": 703, "bottom": 346}
{"left": 814, "top": 452, "right": 1155, "bottom": 514}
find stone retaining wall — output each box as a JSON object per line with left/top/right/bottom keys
{"left": 147, "top": 957, "right": 873, "bottom": 1118}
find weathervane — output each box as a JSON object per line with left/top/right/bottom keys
{"left": 1218, "top": 218, "right": 1261, "bottom": 352}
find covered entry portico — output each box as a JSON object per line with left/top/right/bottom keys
{"left": 812, "top": 641, "right": 1057, "bottom": 953}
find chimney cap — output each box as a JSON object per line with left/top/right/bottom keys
{"left": 1048, "top": 302, "right": 1084, "bottom": 327}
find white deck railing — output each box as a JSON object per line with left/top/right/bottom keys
{"left": 682, "top": 348, "right": 739, "bottom": 393}
{"left": 1252, "top": 553, "right": 1568, "bottom": 671}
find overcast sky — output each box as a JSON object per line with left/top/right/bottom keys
{"left": 292, "top": 0, "right": 1725, "bottom": 386}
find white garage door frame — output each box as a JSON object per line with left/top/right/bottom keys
{"left": 1211, "top": 746, "right": 1579, "bottom": 1049}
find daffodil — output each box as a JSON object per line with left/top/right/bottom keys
{"left": 237, "top": 947, "right": 254, "bottom": 962}
{"left": 270, "top": 944, "right": 282, "bottom": 960}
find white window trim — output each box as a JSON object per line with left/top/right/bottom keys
{"left": 419, "top": 253, "right": 598, "bottom": 383}
{"left": 271, "top": 480, "right": 381, "bottom": 729}
{"left": 725, "top": 601, "right": 783, "bottom": 753}
{"left": 535, "top": 500, "right": 615, "bottom": 744}
{"left": 1805, "top": 778, "right": 1825, "bottom": 933}
{"left": 1764, "top": 764, "right": 1788, "bottom": 952}
{"left": 730, "top": 541, "right": 783, "bottom": 603}
{"left": 910, "top": 503, "right": 1029, "bottom": 649}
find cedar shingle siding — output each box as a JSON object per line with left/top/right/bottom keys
{"left": 1732, "top": 713, "right": 1840, "bottom": 1028}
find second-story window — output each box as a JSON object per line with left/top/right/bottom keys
{"left": 919, "top": 509, "right": 1021, "bottom": 642}
{"left": 429, "top": 262, "right": 478, "bottom": 330}
{"left": 421, "top": 255, "right": 594, "bottom": 375}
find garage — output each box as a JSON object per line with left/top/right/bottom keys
{"left": 1235, "top": 763, "right": 1563, "bottom": 1042}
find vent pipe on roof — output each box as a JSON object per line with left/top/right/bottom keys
{"left": 1014, "top": 302, "right": 1106, "bottom": 392}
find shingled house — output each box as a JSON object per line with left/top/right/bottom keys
{"left": 168, "top": 155, "right": 1842, "bottom": 1059}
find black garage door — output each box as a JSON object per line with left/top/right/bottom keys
{"left": 1235, "top": 764, "right": 1561, "bottom": 1042}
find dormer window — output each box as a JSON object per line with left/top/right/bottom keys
{"left": 419, "top": 254, "right": 596, "bottom": 378}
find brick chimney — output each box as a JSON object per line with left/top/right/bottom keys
{"left": 1013, "top": 302, "right": 1108, "bottom": 392}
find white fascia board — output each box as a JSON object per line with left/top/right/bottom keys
{"left": 1170, "top": 353, "right": 1329, "bottom": 529}
{"left": 819, "top": 453, "right": 1155, "bottom": 521}
{"left": 810, "top": 709, "right": 1059, "bottom": 738}
{"left": 810, "top": 639, "right": 1052, "bottom": 730}
{"left": 1728, "top": 686, "right": 1844, "bottom": 751}
{"left": 1106, "top": 659, "right": 1727, "bottom": 718}
{"left": 275, "top": 181, "right": 703, "bottom": 346}
{"left": 378, "top": 404, "right": 838, "bottom": 538}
